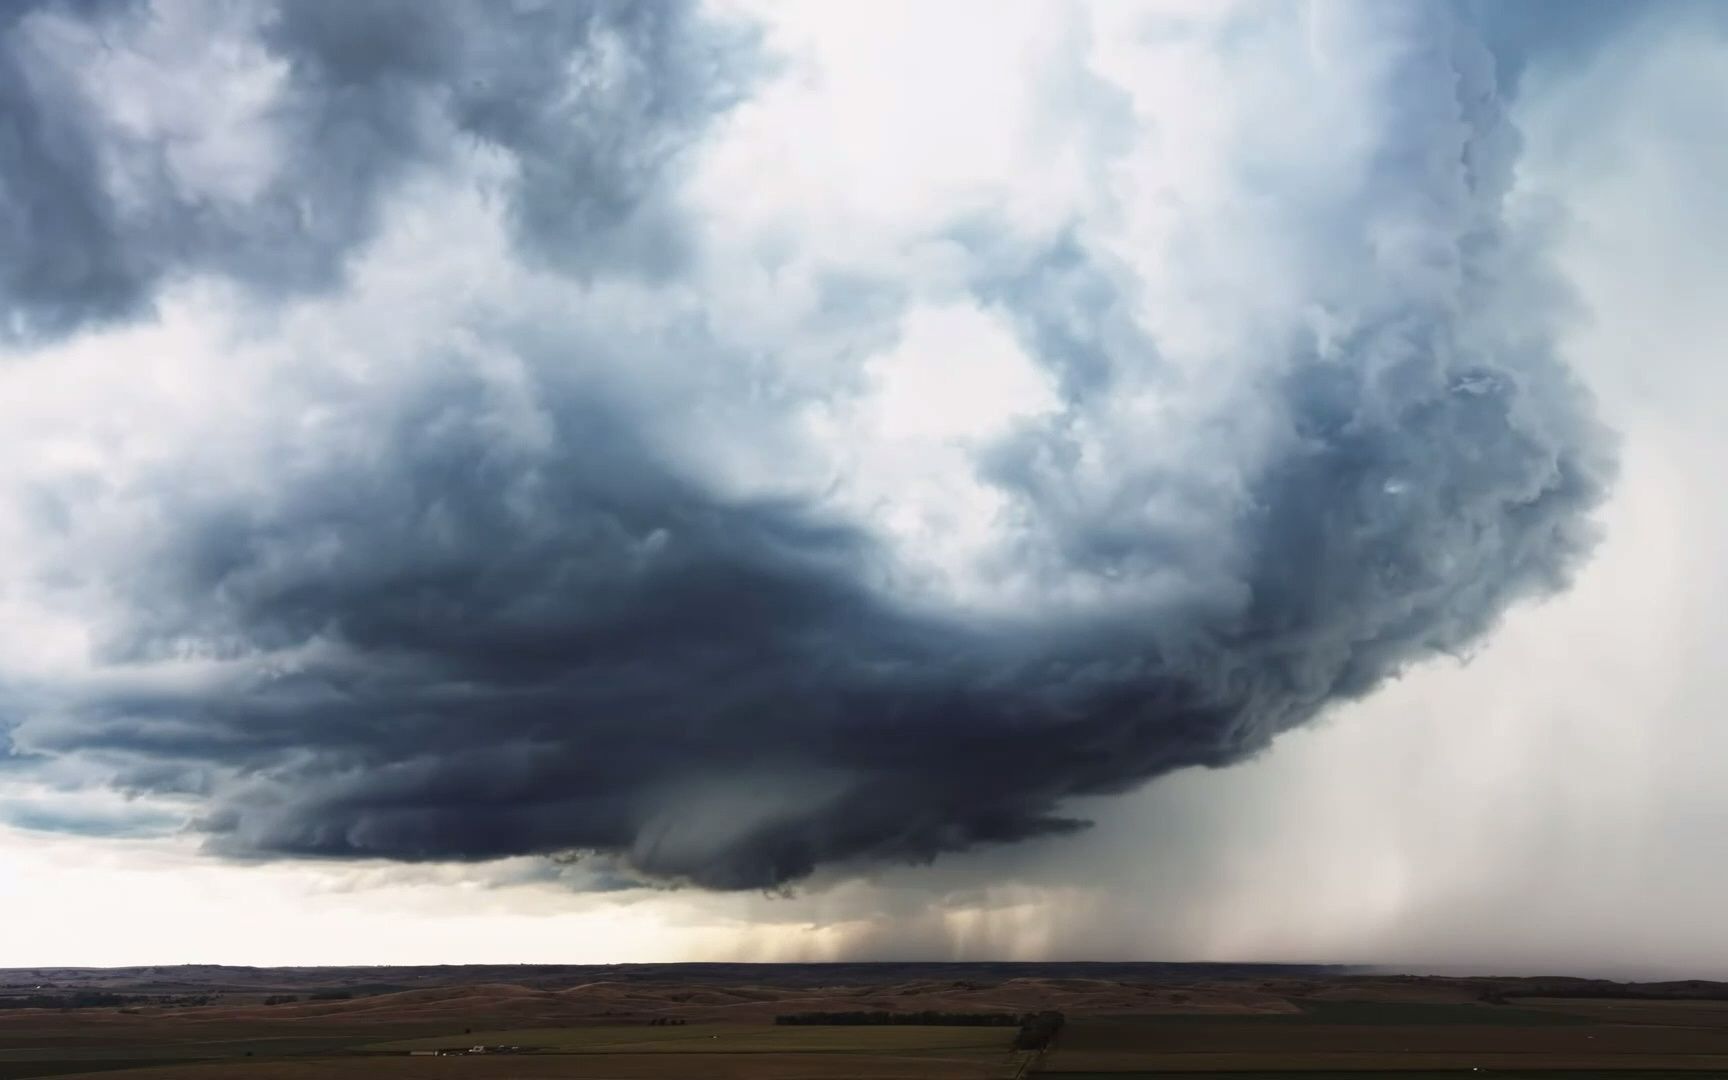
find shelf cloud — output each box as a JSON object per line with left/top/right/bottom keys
{"left": 0, "top": 1, "right": 1612, "bottom": 889}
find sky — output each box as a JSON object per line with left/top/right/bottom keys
{"left": 0, "top": 0, "right": 1725, "bottom": 974}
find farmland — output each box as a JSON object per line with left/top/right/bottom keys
{"left": 4, "top": 963, "right": 1728, "bottom": 1077}
{"left": 1040, "top": 993, "right": 1728, "bottom": 1076}
{"left": 0, "top": 1022, "right": 1019, "bottom": 1079}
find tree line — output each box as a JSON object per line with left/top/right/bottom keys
{"left": 1013, "top": 1010, "right": 1066, "bottom": 1051}
{"left": 0, "top": 991, "right": 134, "bottom": 1010}
{"left": 0, "top": 992, "right": 214, "bottom": 1010}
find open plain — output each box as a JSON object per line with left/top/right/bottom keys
{"left": 3, "top": 964, "right": 1728, "bottom": 1078}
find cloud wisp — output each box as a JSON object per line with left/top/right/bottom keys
{"left": 0, "top": 1, "right": 1611, "bottom": 890}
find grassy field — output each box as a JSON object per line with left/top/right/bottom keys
{"left": 1041, "top": 1051, "right": 1728, "bottom": 1072}
{"left": 43, "top": 1049, "right": 1016, "bottom": 1079}
{"left": 0, "top": 1022, "right": 1017, "bottom": 1079}
{"left": 46, "top": 1059, "right": 1002, "bottom": 1079}
{"left": 10, "top": 983, "right": 1728, "bottom": 1079}
{"left": 1038, "top": 995, "right": 1728, "bottom": 1075}
{"left": 1088, "top": 1001, "right": 1595, "bottom": 1026}
{"left": 366, "top": 1021, "right": 1013, "bottom": 1053}
{"left": 0, "top": 1064, "right": 204, "bottom": 1080}
{"left": 1041, "top": 1074, "right": 1728, "bottom": 1079}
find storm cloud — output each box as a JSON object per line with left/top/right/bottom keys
{"left": 0, "top": 2, "right": 1612, "bottom": 890}
{"left": 0, "top": 0, "right": 744, "bottom": 342}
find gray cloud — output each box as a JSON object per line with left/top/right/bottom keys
{"left": 1470, "top": 0, "right": 1728, "bottom": 98}
{"left": 0, "top": 3, "right": 1613, "bottom": 891}
{"left": 0, "top": 796, "right": 181, "bottom": 839}
{"left": 0, "top": 0, "right": 748, "bottom": 343}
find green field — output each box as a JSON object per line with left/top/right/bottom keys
{"left": 0, "top": 1064, "right": 203, "bottom": 1080}
{"left": 0, "top": 1022, "right": 1020, "bottom": 1079}
{"left": 1078, "top": 1001, "right": 1594, "bottom": 1027}
{"left": 1041, "top": 1073, "right": 1728, "bottom": 1079}
{"left": 1039, "top": 998, "right": 1728, "bottom": 1077}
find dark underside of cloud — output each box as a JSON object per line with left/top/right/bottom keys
{"left": 1, "top": 1, "right": 1614, "bottom": 889}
